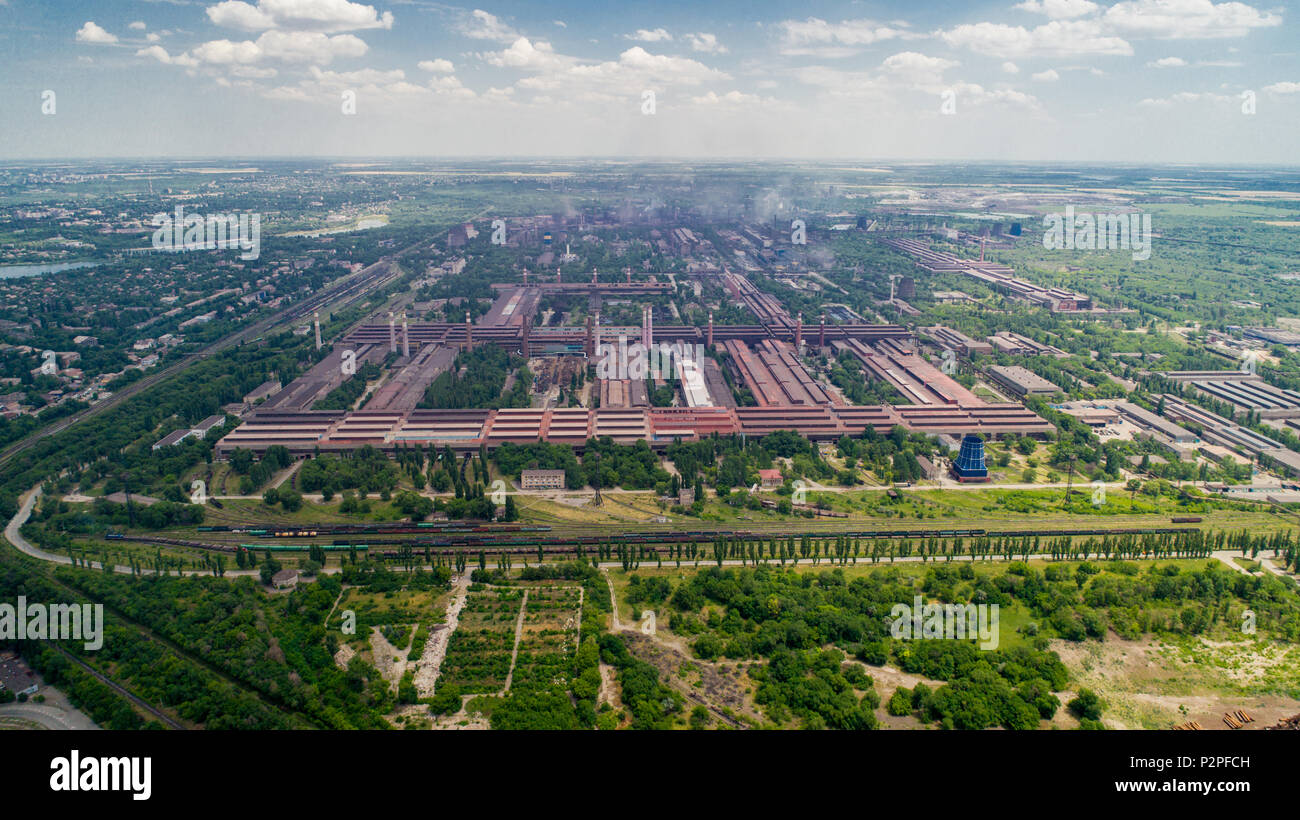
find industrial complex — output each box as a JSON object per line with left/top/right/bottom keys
{"left": 215, "top": 264, "right": 1055, "bottom": 459}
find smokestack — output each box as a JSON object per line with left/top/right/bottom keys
{"left": 388, "top": 311, "right": 396, "bottom": 353}
{"left": 795, "top": 312, "right": 803, "bottom": 351}
{"left": 819, "top": 314, "right": 825, "bottom": 349}
{"left": 585, "top": 315, "right": 593, "bottom": 357}
{"left": 522, "top": 317, "right": 531, "bottom": 358}
{"left": 313, "top": 312, "right": 321, "bottom": 351}
{"left": 523, "top": 269, "right": 528, "bottom": 286}
{"left": 402, "top": 314, "right": 410, "bottom": 359}
{"left": 626, "top": 268, "right": 631, "bottom": 285}
{"left": 465, "top": 310, "right": 472, "bottom": 348}
{"left": 643, "top": 305, "right": 652, "bottom": 349}
{"left": 594, "top": 312, "right": 602, "bottom": 360}
{"left": 707, "top": 312, "right": 714, "bottom": 348}
{"left": 592, "top": 268, "right": 598, "bottom": 285}
{"left": 556, "top": 268, "right": 561, "bottom": 283}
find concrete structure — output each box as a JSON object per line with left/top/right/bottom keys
{"left": 520, "top": 469, "right": 566, "bottom": 490}
{"left": 923, "top": 326, "right": 993, "bottom": 357}
{"left": 243, "top": 380, "right": 282, "bottom": 405}
{"left": 885, "top": 238, "right": 1095, "bottom": 313}
{"left": 192, "top": 415, "right": 226, "bottom": 438}
{"left": 1164, "top": 371, "right": 1300, "bottom": 419}
{"left": 216, "top": 401, "right": 1054, "bottom": 459}
{"left": 987, "top": 365, "right": 1062, "bottom": 398}
{"left": 153, "top": 429, "right": 194, "bottom": 449}
{"left": 987, "top": 331, "right": 1069, "bottom": 358}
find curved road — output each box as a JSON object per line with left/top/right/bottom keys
{"left": 0, "top": 702, "right": 99, "bottom": 731}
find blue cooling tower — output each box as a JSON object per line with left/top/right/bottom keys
{"left": 952, "top": 434, "right": 989, "bottom": 481}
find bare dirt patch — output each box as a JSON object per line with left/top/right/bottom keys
{"left": 1051, "top": 635, "right": 1300, "bottom": 729}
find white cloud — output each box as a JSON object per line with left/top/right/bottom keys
{"left": 135, "top": 45, "right": 199, "bottom": 67}
{"left": 1031, "top": 68, "right": 1060, "bottom": 81}
{"left": 685, "top": 33, "right": 727, "bottom": 54}
{"left": 129, "top": 21, "right": 148, "bottom": 31}
{"left": 427, "top": 75, "right": 474, "bottom": 97}
{"left": 939, "top": 20, "right": 1132, "bottom": 58}
{"left": 484, "top": 38, "right": 575, "bottom": 72}
{"left": 206, "top": 0, "right": 394, "bottom": 33}
{"left": 1014, "top": 0, "right": 1100, "bottom": 18}
{"left": 207, "top": 1, "right": 276, "bottom": 31}
{"left": 1139, "top": 90, "right": 1233, "bottom": 105}
{"left": 137, "top": 45, "right": 174, "bottom": 63}
{"left": 1002, "top": 61, "right": 1021, "bottom": 73}
{"left": 1102, "top": 0, "right": 1281, "bottom": 39}
{"left": 691, "top": 90, "right": 767, "bottom": 106}
{"left": 418, "top": 58, "right": 454, "bottom": 73}
{"left": 880, "top": 52, "right": 959, "bottom": 86}
{"left": 1263, "top": 81, "right": 1300, "bottom": 93}
{"left": 776, "top": 17, "right": 911, "bottom": 57}
{"left": 950, "top": 81, "right": 1042, "bottom": 109}
{"left": 185, "top": 30, "right": 368, "bottom": 66}
{"left": 75, "top": 21, "right": 118, "bottom": 45}
{"left": 627, "top": 28, "right": 672, "bottom": 43}
{"left": 553, "top": 20, "right": 566, "bottom": 28}
{"left": 190, "top": 39, "right": 264, "bottom": 64}
{"left": 262, "top": 63, "right": 473, "bottom": 104}
{"left": 1147, "top": 56, "right": 1187, "bottom": 67}
{"left": 511, "top": 46, "right": 729, "bottom": 104}
{"left": 458, "top": 9, "right": 518, "bottom": 42}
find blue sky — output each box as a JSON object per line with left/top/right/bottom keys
{"left": 2, "top": 0, "right": 1297, "bottom": 161}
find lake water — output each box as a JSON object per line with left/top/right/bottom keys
{"left": 0, "top": 261, "right": 100, "bottom": 279}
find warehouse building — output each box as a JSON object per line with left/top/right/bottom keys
{"left": 987, "top": 365, "right": 1062, "bottom": 398}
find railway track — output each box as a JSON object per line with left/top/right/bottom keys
{"left": 52, "top": 646, "right": 187, "bottom": 730}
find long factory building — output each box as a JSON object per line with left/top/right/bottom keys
{"left": 883, "top": 237, "right": 1093, "bottom": 312}
{"left": 215, "top": 402, "right": 1054, "bottom": 459}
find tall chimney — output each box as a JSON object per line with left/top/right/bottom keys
{"left": 795, "top": 312, "right": 803, "bottom": 351}
{"left": 523, "top": 268, "right": 528, "bottom": 286}
{"left": 522, "top": 317, "right": 531, "bottom": 358}
{"left": 819, "top": 314, "right": 825, "bottom": 349}
{"left": 465, "top": 310, "right": 473, "bottom": 348}
{"left": 592, "top": 267, "right": 598, "bottom": 285}
{"left": 402, "top": 313, "right": 410, "bottom": 359}
{"left": 313, "top": 312, "right": 322, "bottom": 350}
{"left": 707, "top": 312, "right": 714, "bottom": 348}
{"left": 388, "top": 311, "right": 396, "bottom": 353}
{"left": 556, "top": 268, "right": 561, "bottom": 283}
{"left": 594, "top": 312, "right": 602, "bottom": 360}
{"left": 626, "top": 268, "right": 631, "bottom": 285}
{"left": 585, "top": 315, "right": 593, "bottom": 357}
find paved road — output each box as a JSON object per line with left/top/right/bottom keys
{"left": 0, "top": 702, "right": 99, "bottom": 731}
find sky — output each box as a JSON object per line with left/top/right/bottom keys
{"left": 1, "top": 0, "right": 1298, "bottom": 162}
